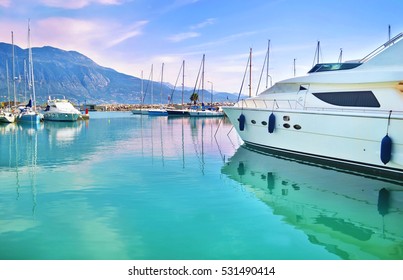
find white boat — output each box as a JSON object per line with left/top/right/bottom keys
{"left": 148, "top": 107, "right": 168, "bottom": 116}
{"left": 1, "top": 32, "right": 17, "bottom": 123}
{"left": 18, "top": 99, "right": 42, "bottom": 124}
{"left": 0, "top": 110, "right": 16, "bottom": 123}
{"left": 188, "top": 109, "right": 224, "bottom": 117}
{"left": 222, "top": 33, "right": 403, "bottom": 178}
{"left": 43, "top": 97, "right": 82, "bottom": 122}
{"left": 132, "top": 108, "right": 149, "bottom": 115}
{"left": 0, "top": 62, "right": 16, "bottom": 123}
{"left": 167, "top": 60, "right": 191, "bottom": 117}
{"left": 132, "top": 70, "right": 148, "bottom": 115}
{"left": 148, "top": 63, "right": 168, "bottom": 116}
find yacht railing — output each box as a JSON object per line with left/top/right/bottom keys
{"left": 237, "top": 98, "right": 302, "bottom": 110}
{"left": 360, "top": 32, "right": 403, "bottom": 63}
{"left": 235, "top": 98, "right": 403, "bottom": 116}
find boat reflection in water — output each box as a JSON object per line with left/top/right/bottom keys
{"left": 221, "top": 145, "right": 403, "bottom": 260}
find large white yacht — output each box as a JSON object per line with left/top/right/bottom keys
{"left": 223, "top": 34, "right": 403, "bottom": 178}
{"left": 43, "top": 97, "right": 82, "bottom": 122}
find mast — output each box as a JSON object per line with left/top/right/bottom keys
{"left": 266, "top": 39, "right": 271, "bottom": 89}
{"left": 312, "top": 41, "right": 321, "bottom": 67}
{"left": 150, "top": 64, "right": 153, "bottom": 105}
{"left": 182, "top": 60, "right": 185, "bottom": 109}
{"left": 6, "top": 61, "right": 10, "bottom": 109}
{"left": 257, "top": 39, "right": 271, "bottom": 95}
{"left": 160, "top": 63, "right": 164, "bottom": 105}
{"left": 12, "top": 31, "right": 16, "bottom": 106}
{"left": 141, "top": 70, "right": 143, "bottom": 107}
{"left": 249, "top": 48, "right": 252, "bottom": 97}
{"left": 27, "top": 20, "right": 36, "bottom": 111}
{"left": 23, "top": 59, "right": 27, "bottom": 101}
{"left": 201, "top": 54, "right": 205, "bottom": 104}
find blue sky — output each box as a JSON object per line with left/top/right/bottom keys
{"left": 1, "top": 0, "right": 402, "bottom": 94}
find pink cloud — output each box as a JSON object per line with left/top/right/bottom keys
{"left": 39, "top": 0, "right": 123, "bottom": 9}
{"left": 0, "top": 0, "right": 10, "bottom": 8}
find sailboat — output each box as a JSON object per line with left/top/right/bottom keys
{"left": 131, "top": 70, "right": 146, "bottom": 115}
{"left": 0, "top": 61, "right": 16, "bottom": 123}
{"left": 0, "top": 32, "right": 17, "bottom": 123}
{"left": 188, "top": 54, "right": 224, "bottom": 117}
{"left": 148, "top": 63, "right": 168, "bottom": 116}
{"left": 17, "top": 21, "right": 43, "bottom": 124}
{"left": 166, "top": 60, "right": 190, "bottom": 116}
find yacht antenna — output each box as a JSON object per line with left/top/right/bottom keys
{"left": 388, "top": 25, "right": 391, "bottom": 41}
{"left": 293, "top": 58, "right": 296, "bottom": 77}
{"left": 338, "top": 48, "right": 343, "bottom": 63}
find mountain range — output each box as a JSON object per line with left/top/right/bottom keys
{"left": 0, "top": 42, "right": 238, "bottom": 105}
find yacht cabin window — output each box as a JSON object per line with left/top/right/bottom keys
{"left": 312, "top": 91, "right": 381, "bottom": 107}
{"left": 308, "top": 62, "right": 362, "bottom": 73}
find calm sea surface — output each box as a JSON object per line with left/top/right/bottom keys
{"left": 1, "top": 112, "right": 402, "bottom": 260}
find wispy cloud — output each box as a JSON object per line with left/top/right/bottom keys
{"left": 190, "top": 18, "right": 216, "bottom": 30}
{"left": 154, "top": 0, "right": 199, "bottom": 16}
{"left": 185, "top": 30, "right": 259, "bottom": 51}
{"left": 166, "top": 18, "right": 215, "bottom": 43}
{"left": 0, "top": 0, "right": 10, "bottom": 8}
{"left": 33, "top": 17, "right": 147, "bottom": 54}
{"left": 167, "top": 32, "right": 200, "bottom": 42}
{"left": 40, "top": 0, "right": 124, "bottom": 9}
{"left": 106, "top": 20, "right": 149, "bottom": 48}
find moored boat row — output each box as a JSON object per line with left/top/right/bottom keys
{"left": 1, "top": 24, "right": 88, "bottom": 125}
{"left": 131, "top": 56, "right": 225, "bottom": 118}
{"left": 132, "top": 106, "right": 224, "bottom": 117}
{"left": 1, "top": 97, "right": 88, "bottom": 124}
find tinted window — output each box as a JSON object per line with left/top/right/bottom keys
{"left": 308, "top": 63, "right": 362, "bottom": 73}
{"left": 312, "top": 91, "right": 380, "bottom": 107}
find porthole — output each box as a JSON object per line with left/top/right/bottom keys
{"left": 261, "top": 121, "right": 267, "bottom": 126}
{"left": 251, "top": 120, "right": 256, "bottom": 124}
{"left": 283, "top": 123, "right": 290, "bottom": 128}
{"left": 293, "top": 124, "right": 302, "bottom": 130}
{"left": 283, "top": 116, "right": 290, "bottom": 121}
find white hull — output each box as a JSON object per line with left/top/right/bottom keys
{"left": 43, "top": 98, "right": 82, "bottom": 122}
{"left": 148, "top": 108, "right": 168, "bottom": 116}
{"left": 188, "top": 110, "right": 224, "bottom": 117}
{"left": 132, "top": 109, "right": 148, "bottom": 115}
{"left": 43, "top": 112, "right": 80, "bottom": 122}
{"left": 18, "top": 111, "right": 42, "bottom": 124}
{"left": 0, "top": 111, "right": 16, "bottom": 123}
{"left": 223, "top": 107, "right": 403, "bottom": 176}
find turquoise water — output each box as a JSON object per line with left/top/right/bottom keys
{"left": 1, "top": 112, "right": 402, "bottom": 260}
